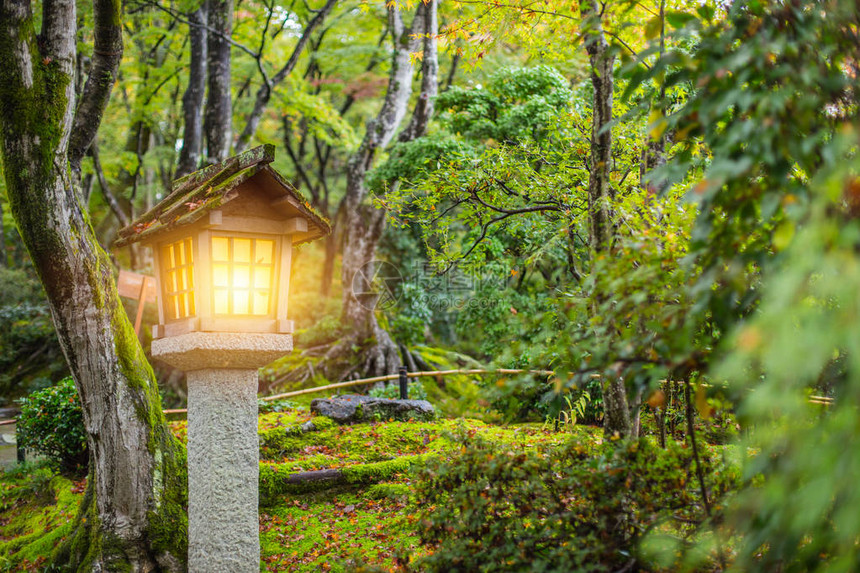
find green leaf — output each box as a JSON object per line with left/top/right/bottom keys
{"left": 665, "top": 11, "right": 695, "bottom": 29}
{"left": 644, "top": 15, "right": 663, "bottom": 40}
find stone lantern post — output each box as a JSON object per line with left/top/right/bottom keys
{"left": 115, "top": 145, "right": 329, "bottom": 572}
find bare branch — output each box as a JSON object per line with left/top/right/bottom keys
{"left": 469, "top": 183, "right": 561, "bottom": 216}
{"left": 90, "top": 141, "right": 130, "bottom": 228}
{"left": 131, "top": 0, "right": 260, "bottom": 59}
{"left": 235, "top": 0, "right": 338, "bottom": 152}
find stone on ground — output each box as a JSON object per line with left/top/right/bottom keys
{"left": 310, "top": 394, "right": 435, "bottom": 424}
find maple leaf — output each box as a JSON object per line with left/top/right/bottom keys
{"left": 133, "top": 220, "right": 155, "bottom": 234}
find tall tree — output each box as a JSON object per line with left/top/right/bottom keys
{"left": 0, "top": 0, "right": 186, "bottom": 569}
{"left": 177, "top": 2, "right": 209, "bottom": 178}
{"left": 330, "top": 0, "right": 438, "bottom": 378}
{"left": 581, "top": 0, "right": 638, "bottom": 438}
{"left": 205, "top": 0, "right": 233, "bottom": 162}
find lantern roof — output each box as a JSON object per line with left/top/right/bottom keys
{"left": 114, "top": 144, "right": 330, "bottom": 248}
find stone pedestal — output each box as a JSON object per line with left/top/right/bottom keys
{"left": 152, "top": 332, "right": 292, "bottom": 573}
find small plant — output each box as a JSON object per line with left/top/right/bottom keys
{"left": 368, "top": 381, "right": 429, "bottom": 401}
{"left": 258, "top": 398, "right": 298, "bottom": 413}
{"left": 16, "top": 377, "right": 88, "bottom": 475}
{"left": 545, "top": 391, "right": 591, "bottom": 431}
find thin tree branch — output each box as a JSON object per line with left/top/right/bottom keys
{"left": 90, "top": 142, "right": 130, "bottom": 228}
{"left": 235, "top": 0, "right": 338, "bottom": 152}
{"left": 132, "top": 0, "right": 260, "bottom": 60}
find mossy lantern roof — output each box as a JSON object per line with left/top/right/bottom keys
{"left": 114, "top": 144, "right": 329, "bottom": 248}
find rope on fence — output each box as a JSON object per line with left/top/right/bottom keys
{"left": 161, "top": 369, "right": 556, "bottom": 415}
{"left": 0, "top": 369, "right": 836, "bottom": 422}
{"left": 263, "top": 368, "right": 556, "bottom": 403}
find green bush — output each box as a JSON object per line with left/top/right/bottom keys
{"left": 16, "top": 378, "right": 88, "bottom": 474}
{"left": 413, "top": 433, "right": 739, "bottom": 572}
{"left": 294, "top": 314, "right": 342, "bottom": 347}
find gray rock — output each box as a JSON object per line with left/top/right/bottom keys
{"left": 299, "top": 420, "right": 318, "bottom": 433}
{"left": 310, "top": 394, "right": 435, "bottom": 424}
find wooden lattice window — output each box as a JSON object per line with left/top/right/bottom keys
{"left": 161, "top": 237, "right": 196, "bottom": 320}
{"left": 211, "top": 236, "right": 275, "bottom": 316}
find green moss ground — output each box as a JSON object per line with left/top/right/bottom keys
{"left": 256, "top": 415, "right": 586, "bottom": 472}
{"left": 252, "top": 411, "right": 601, "bottom": 571}
{"left": 0, "top": 464, "right": 85, "bottom": 571}
{"left": 259, "top": 489, "right": 423, "bottom": 572}
{"left": 0, "top": 409, "right": 601, "bottom": 571}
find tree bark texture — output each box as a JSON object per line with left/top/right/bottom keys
{"left": 177, "top": 3, "right": 208, "bottom": 178}
{"left": 602, "top": 373, "right": 632, "bottom": 438}
{"left": 0, "top": 0, "right": 186, "bottom": 569}
{"left": 335, "top": 0, "right": 437, "bottom": 377}
{"left": 205, "top": 0, "right": 233, "bottom": 163}
{"left": 341, "top": 0, "right": 430, "bottom": 325}
{"left": 583, "top": 0, "right": 615, "bottom": 253}
{"left": 581, "top": 0, "right": 635, "bottom": 439}
{"left": 235, "top": 0, "right": 338, "bottom": 153}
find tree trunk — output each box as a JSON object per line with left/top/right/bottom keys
{"left": 320, "top": 199, "right": 345, "bottom": 297}
{"left": 177, "top": 3, "right": 208, "bottom": 178}
{"left": 602, "top": 368, "right": 632, "bottom": 439}
{"left": 205, "top": 0, "right": 233, "bottom": 163}
{"left": 0, "top": 0, "right": 186, "bottom": 569}
{"left": 581, "top": 0, "right": 635, "bottom": 439}
{"left": 397, "top": 0, "right": 438, "bottom": 144}
{"left": 583, "top": 0, "right": 615, "bottom": 253}
{"left": 332, "top": 0, "right": 437, "bottom": 378}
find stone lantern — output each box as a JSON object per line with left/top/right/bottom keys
{"left": 115, "top": 144, "right": 328, "bottom": 572}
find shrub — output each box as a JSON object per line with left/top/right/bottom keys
{"left": 294, "top": 314, "right": 342, "bottom": 347}
{"left": 413, "top": 432, "right": 739, "bottom": 572}
{"left": 16, "top": 378, "right": 88, "bottom": 474}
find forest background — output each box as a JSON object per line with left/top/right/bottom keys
{"left": 3, "top": 0, "right": 860, "bottom": 570}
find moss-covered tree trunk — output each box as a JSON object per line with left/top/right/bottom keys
{"left": 0, "top": 199, "right": 6, "bottom": 268}
{"left": 0, "top": 0, "right": 186, "bottom": 570}
{"left": 333, "top": 0, "right": 437, "bottom": 379}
